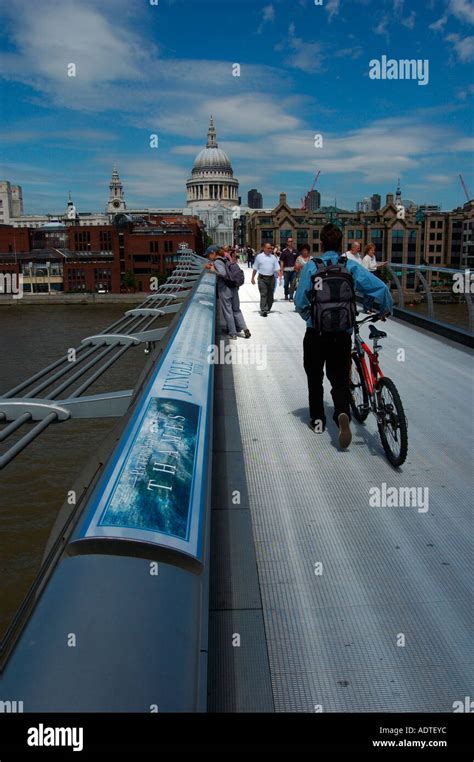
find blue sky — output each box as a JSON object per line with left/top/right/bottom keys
{"left": 0, "top": 0, "right": 473, "bottom": 214}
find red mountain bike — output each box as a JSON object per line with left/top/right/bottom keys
{"left": 350, "top": 315, "right": 408, "bottom": 467}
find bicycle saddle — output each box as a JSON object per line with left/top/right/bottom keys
{"left": 369, "top": 324, "right": 387, "bottom": 339}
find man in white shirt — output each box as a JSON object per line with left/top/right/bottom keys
{"left": 251, "top": 242, "right": 280, "bottom": 316}
{"left": 345, "top": 242, "right": 362, "bottom": 264}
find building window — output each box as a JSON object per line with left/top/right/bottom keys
{"left": 164, "top": 240, "right": 173, "bottom": 253}
{"left": 261, "top": 230, "right": 274, "bottom": 244}
{"left": 436, "top": 233, "right": 442, "bottom": 241}
{"left": 74, "top": 231, "right": 91, "bottom": 251}
{"left": 99, "top": 231, "right": 112, "bottom": 250}
{"left": 149, "top": 241, "right": 159, "bottom": 253}
{"left": 392, "top": 229, "right": 404, "bottom": 256}
{"left": 347, "top": 230, "right": 354, "bottom": 239}
{"left": 312, "top": 229, "right": 320, "bottom": 239}
{"left": 280, "top": 229, "right": 293, "bottom": 243}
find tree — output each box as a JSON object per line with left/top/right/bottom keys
{"left": 122, "top": 270, "right": 138, "bottom": 292}
{"left": 378, "top": 267, "right": 392, "bottom": 284}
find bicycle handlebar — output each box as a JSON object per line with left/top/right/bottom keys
{"left": 355, "top": 313, "right": 383, "bottom": 326}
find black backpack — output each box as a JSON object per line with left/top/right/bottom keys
{"left": 310, "top": 256, "right": 356, "bottom": 333}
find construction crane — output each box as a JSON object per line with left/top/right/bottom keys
{"left": 301, "top": 170, "right": 321, "bottom": 210}
{"left": 459, "top": 174, "right": 471, "bottom": 202}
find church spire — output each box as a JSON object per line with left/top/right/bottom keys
{"left": 107, "top": 165, "right": 126, "bottom": 218}
{"left": 206, "top": 115, "right": 218, "bottom": 148}
{"left": 395, "top": 178, "right": 402, "bottom": 203}
{"left": 65, "top": 190, "right": 78, "bottom": 221}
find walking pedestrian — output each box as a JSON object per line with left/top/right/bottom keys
{"left": 280, "top": 237, "right": 298, "bottom": 301}
{"left": 251, "top": 242, "right": 280, "bottom": 316}
{"left": 290, "top": 243, "right": 311, "bottom": 301}
{"left": 295, "top": 224, "right": 393, "bottom": 449}
{"left": 244, "top": 243, "right": 255, "bottom": 268}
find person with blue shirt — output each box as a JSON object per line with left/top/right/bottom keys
{"left": 295, "top": 224, "right": 393, "bottom": 449}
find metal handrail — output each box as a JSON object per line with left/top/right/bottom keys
{"left": 0, "top": 250, "right": 205, "bottom": 468}
{"left": 382, "top": 264, "right": 473, "bottom": 332}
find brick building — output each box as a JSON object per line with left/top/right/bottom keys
{"left": 0, "top": 214, "right": 204, "bottom": 294}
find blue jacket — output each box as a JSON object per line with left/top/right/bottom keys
{"left": 294, "top": 251, "right": 394, "bottom": 329}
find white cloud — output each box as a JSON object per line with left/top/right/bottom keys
{"left": 257, "top": 3, "right": 275, "bottom": 34}
{"left": 0, "top": 0, "right": 151, "bottom": 86}
{"left": 278, "top": 23, "right": 327, "bottom": 73}
{"left": 202, "top": 95, "right": 301, "bottom": 137}
{"left": 119, "top": 160, "right": 189, "bottom": 203}
{"left": 401, "top": 11, "right": 416, "bottom": 29}
{"left": 374, "top": 1, "right": 415, "bottom": 36}
{"left": 326, "top": 0, "right": 341, "bottom": 22}
{"left": 374, "top": 17, "right": 390, "bottom": 39}
{"left": 262, "top": 4, "right": 275, "bottom": 23}
{"left": 148, "top": 94, "right": 302, "bottom": 140}
{"left": 424, "top": 174, "right": 453, "bottom": 184}
{"left": 334, "top": 46, "right": 363, "bottom": 60}
{"left": 431, "top": 1, "right": 474, "bottom": 33}
{"left": 456, "top": 83, "right": 474, "bottom": 99}
{"left": 446, "top": 33, "right": 474, "bottom": 61}
{"left": 429, "top": 15, "right": 448, "bottom": 31}
{"left": 449, "top": 0, "right": 474, "bottom": 25}
{"left": 450, "top": 136, "right": 474, "bottom": 151}
{"left": 0, "top": 128, "right": 117, "bottom": 145}
{"left": 169, "top": 114, "right": 471, "bottom": 203}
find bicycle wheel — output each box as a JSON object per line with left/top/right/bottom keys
{"left": 350, "top": 352, "right": 369, "bottom": 422}
{"left": 376, "top": 377, "right": 408, "bottom": 467}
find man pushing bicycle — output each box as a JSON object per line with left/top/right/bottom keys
{"left": 294, "top": 223, "right": 393, "bottom": 450}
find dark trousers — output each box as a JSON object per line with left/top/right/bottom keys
{"left": 258, "top": 275, "right": 274, "bottom": 313}
{"left": 303, "top": 328, "right": 352, "bottom": 426}
{"left": 283, "top": 270, "right": 296, "bottom": 298}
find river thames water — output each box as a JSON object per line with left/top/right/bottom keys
{"left": 0, "top": 303, "right": 151, "bottom": 639}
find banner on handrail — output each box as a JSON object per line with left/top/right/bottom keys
{"left": 73, "top": 273, "right": 215, "bottom": 562}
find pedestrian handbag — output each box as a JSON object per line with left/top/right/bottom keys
{"left": 216, "top": 256, "right": 245, "bottom": 288}
{"left": 310, "top": 256, "right": 356, "bottom": 333}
